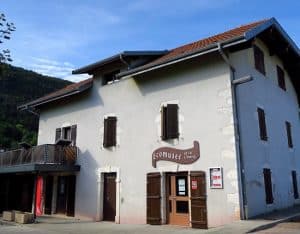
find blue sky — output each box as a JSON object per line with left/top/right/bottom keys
{"left": 1, "top": 0, "right": 300, "bottom": 82}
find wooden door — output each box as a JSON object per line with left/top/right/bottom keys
{"left": 146, "top": 173, "right": 161, "bottom": 225}
{"left": 190, "top": 171, "right": 207, "bottom": 229}
{"left": 44, "top": 176, "right": 53, "bottom": 215}
{"left": 56, "top": 176, "right": 67, "bottom": 214}
{"left": 103, "top": 173, "right": 116, "bottom": 221}
{"left": 66, "top": 175, "right": 76, "bottom": 216}
{"left": 167, "top": 173, "right": 189, "bottom": 226}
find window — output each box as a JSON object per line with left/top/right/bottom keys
{"left": 176, "top": 176, "right": 187, "bottom": 196}
{"left": 161, "top": 104, "right": 179, "bottom": 140}
{"left": 103, "top": 116, "right": 117, "bottom": 147}
{"left": 292, "top": 171, "right": 299, "bottom": 199}
{"left": 277, "top": 66, "right": 286, "bottom": 91}
{"left": 253, "top": 45, "right": 265, "bottom": 75}
{"left": 55, "top": 125, "right": 77, "bottom": 146}
{"left": 102, "top": 70, "right": 120, "bottom": 85}
{"left": 285, "top": 121, "right": 293, "bottom": 148}
{"left": 63, "top": 127, "right": 71, "bottom": 140}
{"left": 257, "top": 108, "right": 267, "bottom": 141}
{"left": 263, "top": 168, "right": 273, "bottom": 204}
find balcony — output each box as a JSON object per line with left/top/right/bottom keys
{"left": 0, "top": 144, "right": 80, "bottom": 174}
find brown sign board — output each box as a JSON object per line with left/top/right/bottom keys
{"left": 152, "top": 141, "right": 200, "bottom": 168}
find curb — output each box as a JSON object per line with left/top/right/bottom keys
{"left": 247, "top": 213, "right": 300, "bottom": 233}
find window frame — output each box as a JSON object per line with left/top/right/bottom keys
{"left": 55, "top": 125, "right": 77, "bottom": 146}
{"left": 292, "top": 171, "right": 299, "bottom": 199}
{"left": 263, "top": 168, "right": 274, "bottom": 204}
{"left": 161, "top": 103, "right": 179, "bottom": 140}
{"left": 285, "top": 121, "right": 293, "bottom": 148}
{"left": 257, "top": 107, "right": 268, "bottom": 141}
{"left": 103, "top": 116, "right": 117, "bottom": 148}
{"left": 277, "top": 65, "right": 286, "bottom": 91}
{"left": 62, "top": 126, "right": 71, "bottom": 140}
{"left": 253, "top": 45, "right": 266, "bottom": 75}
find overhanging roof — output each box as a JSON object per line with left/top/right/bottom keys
{"left": 0, "top": 164, "right": 80, "bottom": 174}
{"left": 118, "top": 18, "right": 300, "bottom": 78}
{"left": 18, "top": 78, "right": 93, "bottom": 111}
{"left": 72, "top": 50, "right": 168, "bottom": 75}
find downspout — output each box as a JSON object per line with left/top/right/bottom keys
{"left": 20, "top": 106, "right": 40, "bottom": 116}
{"left": 217, "top": 43, "right": 248, "bottom": 220}
{"left": 27, "top": 108, "right": 40, "bottom": 117}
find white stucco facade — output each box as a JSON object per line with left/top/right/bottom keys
{"left": 230, "top": 39, "right": 300, "bottom": 218}
{"left": 35, "top": 32, "right": 300, "bottom": 228}
{"left": 37, "top": 55, "right": 242, "bottom": 227}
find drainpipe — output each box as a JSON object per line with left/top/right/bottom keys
{"left": 217, "top": 43, "right": 251, "bottom": 220}
{"left": 21, "top": 106, "right": 40, "bottom": 116}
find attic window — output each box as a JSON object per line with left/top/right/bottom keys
{"left": 102, "top": 70, "right": 120, "bottom": 85}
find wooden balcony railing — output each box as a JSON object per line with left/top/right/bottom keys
{"left": 0, "top": 144, "right": 77, "bottom": 167}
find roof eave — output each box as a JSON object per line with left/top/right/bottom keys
{"left": 18, "top": 80, "right": 93, "bottom": 111}
{"left": 245, "top": 17, "right": 300, "bottom": 56}
{"left": 72, "top": 50, "right": 169, "bottom": 75}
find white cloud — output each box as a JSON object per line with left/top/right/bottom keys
{"left": 15, "top": 57, "right": 89, "bottom": 82}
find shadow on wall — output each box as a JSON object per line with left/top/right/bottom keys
{"left": 133, "top": 52, "right": 227, "bottom": 96}
{"left": 75, "top": 148, "right": 100, "bottom": 219}
{"left": 40, "top": 85, "right": 105, "bottom": 121}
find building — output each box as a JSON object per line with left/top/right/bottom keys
{"left": 1, "top": 17, "right": 300, "bottom": 228}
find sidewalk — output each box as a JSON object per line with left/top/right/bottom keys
{"left": 207, "top": 205, "right": 300, "bottom": 233}
{"left": 1, "top": 205, "right": 300, "bottom": 234}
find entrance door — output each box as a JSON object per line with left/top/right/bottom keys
{"left": 66, "top": 175, "right": 76, "bottom": 216}
{"left": 56, "top": 176, "right": 67, "bottom": 214}
{"left": 103, "top": 173, "right": 116, "bottom": 221}
{"left": 167, "top": 172, "right": 189, "bottom": 226}
{"left": 44, "top": 176, "right": 53, "bottom": 215}
{"left": 190, "top": 171, "right": 207, "bottom": 229}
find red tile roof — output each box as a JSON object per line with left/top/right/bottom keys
{"left": 120, "top": 19, "right": 270, "bottom": 77}
{"left": 155, "top": 19, "right": 268, "bottom": 64}
{"left": 21, "top": 19, "right": 272, "bottom": 110}
{"left": 19, "top": 78, "right": 93, "bottom": 109}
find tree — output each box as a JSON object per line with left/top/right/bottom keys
{"left": 0, "top": 13, "right": 16, "bottom": 63}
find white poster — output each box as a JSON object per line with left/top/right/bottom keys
{"left": 178, "top": 178, "right": 186, "bottom": 195}
{"left": 209, "top": 167, "right": 223, "bottom": 189}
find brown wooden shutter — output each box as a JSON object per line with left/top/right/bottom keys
{"left": 257, "top": 108, "right": 267, "bottom": 141}
{"left": 161, "top": 106, "right": 167, "bottom": 140}
{"left": 277, "top": 66, "right": 286, "bottom": 90}
{"left": 190, "top": 171, "right": 207, "bottom": 229}
{"left": 146, "top": 173, "right": 161, "bottom": 225}
{"left": 286, "top": 121, "right": 293, "bottom": 148}
{"left": 166, "top": 104, "right": 179, "bottom": 139}
{"left": 253, "top": 45, "right": 265, "bottom": 75}
{"left": 263, "top": 168, "right": 273, "bottom": 204}
{"left": 71, "top": 125, "right": 77, "bottom": 146}
{"left": 55, "top": 128, "right": 62, "bottom": 143}
{"left": 292, "top": 171, "right": 299, "bottom": 199}
{"left": 103, "top": 117, "right": 117, "bottom": 147}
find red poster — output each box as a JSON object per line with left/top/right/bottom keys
{"left": 35, "top": 176, "right": 43, "bottom": 216}
{"left": 191, "top": 180, "right": 197, "bottom": 190}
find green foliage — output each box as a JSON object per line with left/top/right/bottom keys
{"left": 0, "top": 13, "right": 16, "bottom": 63}
{"left": 0, "top": 63, "right": 72, "bottom": 150}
